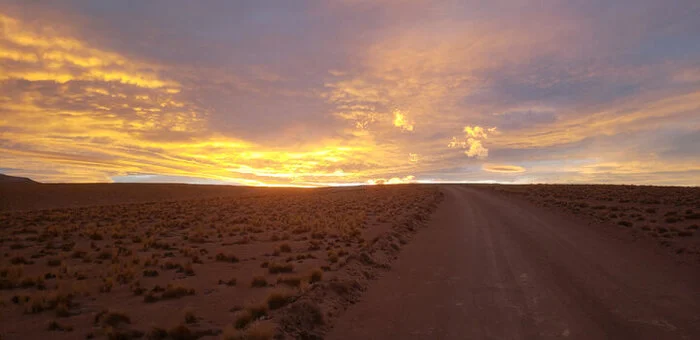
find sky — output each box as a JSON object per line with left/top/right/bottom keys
{"left": 1, "top": 0, "right": 699, "bottom": 186}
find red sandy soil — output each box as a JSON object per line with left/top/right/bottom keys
{"left": 491, "top": 184, "right": 700, "bottom": 264}
{"left": 0, "top": 182, "right": 255, "bottom": 212}
{"left": 0, "top": 182, "right": 442, "bottom": 339}
{"left": 3, "top": 182, "right": 698, "bottom": 339}
{"left": 329, "top": 185, "right": 700, "bottom": 339}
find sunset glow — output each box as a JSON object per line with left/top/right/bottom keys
{"left": 1, "top": 1, "right": 699, "bottom": 186}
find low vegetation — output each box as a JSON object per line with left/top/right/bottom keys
{"left": 493, "top": 184, "right": 700, "bottom": 262}
{"left": 0, "top": 185, "right": 443, "bottom": 338}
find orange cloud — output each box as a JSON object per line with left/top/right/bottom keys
{"left": 367, "top": 175, "right": 415, "bottom": 185}
{"left": 482, "top": 164, "right": 526, "bottom": 173}
{"left": 392, "top": 109, "right": 414, "bottom": 132}
{"left": 0, "top": 14, "right": 177, "bottom": 90}
{"left": 0, "top": 13, "right": 420, "bottom": 186}
{"left": 448, "top": 125, "right": 496, "bottom": 159}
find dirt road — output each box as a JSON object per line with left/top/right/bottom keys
{"left": 328, "top": 185, "right": 700, "bottom": 339}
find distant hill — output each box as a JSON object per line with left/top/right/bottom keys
{"left": 0, "top": 173, "right": 37, "bottom": 184}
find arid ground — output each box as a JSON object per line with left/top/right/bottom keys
{"left": 1, "top": 181, "right": 699, "bottom": 339}
{"left": 0, "top": 180, "right": 442, "bottom": 339}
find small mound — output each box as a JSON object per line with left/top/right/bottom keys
{"left": 0, "top": 173, "right": 37, "bottom": 184}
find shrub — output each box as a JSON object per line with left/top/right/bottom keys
{"left": 143, "top": 293, "right": 158, "bottom": 303}
{"left": 10, "top": 257, "right": 31, "bottom": 265}
{"left": 168, "top": 324, "right": 192, "bottom": 339}
{"left": 251, "top": 276, "right": 267, "bottom": 288}
{"left": 48, "top": 320, "right": 73, "bottom": 332}
{"left": 215, "top": 253, "right": 240, "bottom": 263}
{"left": 94, "top": 310, "right": 131, "bottom": 327}
{"left": 277, "top": 276, "right": 302, "bottom": 288}
{"left": 184, "top": 309, "right": 197, "bottom": 324}
{"left": 267, "top": 262, "right": 293, "bottom": 274}
{"left": 218, "top": 278, "right": 237, "bottom": 286}
{"left": 97, "top": 251, "right": 112, "bottom": 260}
{"left": 266, "top": 290, "right": 294, "bottom": 310}
{"left": 309, "top": 269, "right": 323, "bottom": 283}
{"left": 244, "top": 321, "right": 276, "bottom": 340}
{"left": 43, "top": 257, "right": 60, "bottom": 266}
{"left": 665, "top": 217, "right": 680, "bottom": 223}
{"left": 246, "top": 303, "right": 268, "bottom": 320}
{"left": 279, "top": 243, "right": 292, "bottom": 253}
{"left": 161, "top": 285, "right": 195, "bottom": 300}
{"left": 143, "top": 269, "right": 159, "bottom": 277}
{"left": 687, "top": 213, "right": 700, "bottom": 220}
{"left": 234, "top": 310, "right": 253, "bottom": 329}
{"left": 147, "top": 327, "right": 168, "bottom": 339}
{"left": 89, "top": 232, "right": 103, "bottom": 240}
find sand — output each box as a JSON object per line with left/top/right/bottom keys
{"left": 2, "top": 182, "right": 698, "bottom": 339}
{"left": 329, "top": 185, "right": 700, "bottom": 339}
{"left": 0, "top": 182, "right": 442, "bottom": 339}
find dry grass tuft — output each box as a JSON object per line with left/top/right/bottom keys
{"left": 266, "top": 289, "right": 295, "bottom": 310}
{"left": 267, "top": 262, "right": 294, "bottom": 274}
{"left": 250, "top": 276, "right": 268, "bottom": 288}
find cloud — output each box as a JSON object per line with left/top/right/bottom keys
{"left": 367, "top": 175, "right": 415, "bottom": 185}
{"left": 448, "top": 126, "right": 496, "bottom": 159}
{"left": 482, "top": 164, "right": 526, "bottom": 173}
{"left": 464, "top": 126, "right": 490, "bottom": 139}
{"left": 0, "top": 14, "right": 177, "bottom": 90}
{"left": 465, "top": 139, "right": 488, "bottom": 159}
{"left": 1, "top": 1, "right": 699, "bottom": 186}
{"left": 392, "top": 110, "right": 414, "bottom": 132}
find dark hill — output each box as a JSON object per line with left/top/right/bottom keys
{"left": 0, "top": 173, "right": 37, "bottom": 184}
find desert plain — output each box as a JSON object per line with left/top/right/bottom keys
{"left": 1, "top": 177, "right": 699, "bottom": 339}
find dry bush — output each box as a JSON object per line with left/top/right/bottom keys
{"left": 251, "top": 276, "right": 268, "bottom": 288}
{"left": 184, "top": 308, "right": 197, "bottom": 324}
{"left": 309, "top": 268, "right": 323, "bottom": 283}
{"left": 219, "top": 278, "right": 237, "bottom": 286}
{"left": 268, "top": 262, "right": 294, "bottom": 274}
{"left": 215, "top": 253, "right": 240, "bottom": 263}
{"left": 94, "top": 309, "right": 131, "bottom": 328}
{"left": 161, "top": 284, "right": 195, "bottom": 300}
{"left": 47, "top": 320, "right": 73, "bottom": 332}
{"left": 0, "top": 184, "right": 444, "bottom": 338}
{"left": 234, "top": 309, "right": 253, "bottom": 329}
{"left": 277, "top": 275, "right": 302, "bottom": 288}
{"left": 266, "top": 289, "right": 295, "bottom": 310}
{"left": 244, "top": 321, "right": 277, "bottom": 340}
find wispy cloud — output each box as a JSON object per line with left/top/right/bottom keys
{"left": 482, "top": 164, "right": 526, "bottom": 173}
{"left": 1, "top": 0, "right": 699, "bottom": 186}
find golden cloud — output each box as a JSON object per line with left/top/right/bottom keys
{"left": 367, "top": 175, "right": 415, "bottom": 185}
{"left": 0, "top": 14, "right": 177, "bottom": 90}
{"left": 392, "top": 109, "right": 414, "bottom": 132}
{"left": 2, "top": 7, "right": 698, "bottom": 187}
{"left": 448, "top": 125, "right": 496, "bottom": 159}
{"left": 0, "top": 13, "right": 420, "bottom": 186}
{"left": 482, "top": 164, "right": 526, "bottom": 173}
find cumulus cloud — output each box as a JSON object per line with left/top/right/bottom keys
{"left": 448, "top": 125, "right": 496, "bottom": 159}
{"left": 465, "top": 139, "right": 488, "bottom": 158}
{"left": 393, "top": 110, "right": 414, "bottom": 132}
{"left": 367, "top": 175, "right": 415, "bottom": 185}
